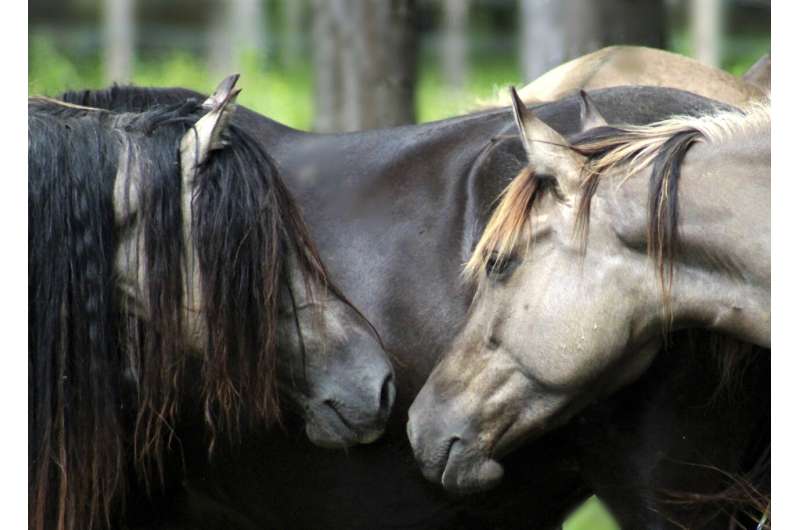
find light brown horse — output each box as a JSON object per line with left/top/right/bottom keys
{"left": 490, "top": 46, "right": 768, "bottom": 108}
{"left": 407, "top": 88, "right": 769, "bottom": 494}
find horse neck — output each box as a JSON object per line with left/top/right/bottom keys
{"left": 611, "top": 129, "right": 770, "bottom": 347}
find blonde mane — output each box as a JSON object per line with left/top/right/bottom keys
{"left": 578, "top": 100, "right": 771, "bottom": 183}
{"left": 464, "top": 101, "right": 771, "bottom": 283}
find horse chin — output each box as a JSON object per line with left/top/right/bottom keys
{"left": 305, "top": 417, "right": 359, "bottom": 449}
{"left": 304, "top": 400, "right": 387, "bottom": 449}
{"left": 440, "top": 441, "right": 505, "bottom": 495}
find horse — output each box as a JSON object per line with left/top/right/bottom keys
{"left": 29, "top": 76, "right": 395, "bottom": 530}
{"left": 60, "top": 83, "right": 767, "bottom": 529}
{"left": 407, "top": 88, "right": 769, "bottom": 508}
{"left": 487, "top": 46, "right": 768, "bottom": 108}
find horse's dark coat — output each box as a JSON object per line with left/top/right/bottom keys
{"left": 29, "top": 95, "right": 359, "bottom": 530}
{"left": 63, "top": 85, "right": 768, "bottom": 529}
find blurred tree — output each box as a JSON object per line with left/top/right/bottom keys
{"left": 519, "top": 0, "right": 667, "bottom": 82}
{"left": 690, "top": 0, "right": 723, "bottom": 67}
{"left": 104, "top": 0, "right": 134, "bottom": 83}
{"left": 234, "top": 0, "right": 268, "bottom": 60}
{"left": 281, "top": 0, "right": 306, "bottom": 67}
{"left": 209, "top": 0, "right": 267, "bottom": 75}
{"left": 208, "top": 4, "right": 233, "bottom": 75}
{"left": 311, "top": 0, "right": 418, "bottom": 132}
{"left": 442, "top": 0, "right": 469, "bottom": 91}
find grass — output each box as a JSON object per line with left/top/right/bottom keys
{"left": 28, "top": 30, "right": 766, "bottom": 530}
{"left": 28, "top": 31, "right": 527, "bottom": 130}
{"left": 669, "top": 29, "right": 770, "bottom": 77}
{"left": 563, "top": 496, "right": 620, "bottom": 530}
{"left": 29, "top": 30, "right": 768, "bottom": 131}
{"left": 28, "top": 34, "right": 316, "bottom": 128}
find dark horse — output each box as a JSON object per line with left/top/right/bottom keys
{"left": 61, "top": 84, "right": 769, "bottom": 529}
{"left": 29, "top": 78, "right": 395, "bottom": 530}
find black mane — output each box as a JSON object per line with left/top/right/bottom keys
{"left": 29, "top": 96, "right": 330, "bottom": 530}
{"left": 61, "top": 84, "right": 204, "bottom": 115}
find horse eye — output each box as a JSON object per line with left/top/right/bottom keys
{"left": 485, "top": 252, "right": 513, "bottom": 277}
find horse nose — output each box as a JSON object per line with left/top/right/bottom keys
{"left": 407, "top": 385, "right": 449, "bottom": 460}
{"left": 407, "top": 393, "right": 454, "bottom": 479}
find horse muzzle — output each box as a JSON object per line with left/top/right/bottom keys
{"left": 407, "top": 388, "right": 504, "bottom": 494}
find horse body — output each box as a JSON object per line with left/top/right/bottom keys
{"left": 569, "top": 331, "right": 770, "bottom": 529}
{"left": 62, "top": 84, "right": 767, "bottom": 529}
{"left": 490, "top": 46, "right": 767, "bottom": 108}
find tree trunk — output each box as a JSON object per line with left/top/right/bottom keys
{"left": 232, "top": 0, "right": 267, "bottom": 61}
{"left": 519, "top": 0, "right": 666, "bottom": 82}
{"left": 312, "top": 0, "right": 418, "bottom": 132}
{"left": 103, "top": 0, "right": 134, "bottom": 84}
{"left": 208, "top": 3, "right": 234, "bottom": 75}
{"left": 690, "top": 0, "right": 723, "bottom": 67}
{"left": 311, "top": 0, "right": 341, "bottom": 132}
{"left": 442, "top": 0, "right": 469, "bottom": 91}
{"left": 281, "top": 0, "right": 305, "bottom": 67}
{"left": 519, "top": 0, "right": 564, "bottom": 83}
{"left": 208, "top": 0, "right": 266, "bottom": 76}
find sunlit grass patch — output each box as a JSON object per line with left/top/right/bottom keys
{"left": 562, "top": 495, "right": 620, "bottom": 530}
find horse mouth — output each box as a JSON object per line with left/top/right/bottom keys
{"left": 423, "top": 435, "right": 506, "bottom": 495}
{"left": 439, "top": 438, "right": 461, "bottom": 486}
{"left": 305, "top": 400, "right": 360, "bottom": 448}
{"left": 417, "top": 436, "right": 459, "bottom": 485}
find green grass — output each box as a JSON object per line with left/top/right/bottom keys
{"left": 30, "top": 29, "right": 768, "bottom": 130}
{"left": 29, "top": 34, "right": 315, "bottom": 128}
{"left": 416, "top": 54, "right": 520, "bottom": 122}
{"left": 562, "top": 496, "right": 620, "bottom": 530}
{"left": 669, "top": 29, "right": 770, "bottom": 76}
{"left": 30, "top": 31, "right": 769, "bottom": 130}
{"left": 29, "top": 33, "right": 523, "bottom": 129}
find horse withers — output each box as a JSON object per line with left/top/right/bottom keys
{"left": 28, "top": 76, "right": 394, "bottom": 530}
{"left": 408, "top": 88, "right": 769, "bottom": 495}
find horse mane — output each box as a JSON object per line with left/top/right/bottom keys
{"left": 59, "top": 83, "right": 383, "bottom": 339}
{"left": 61, "top": 84, "right": 203, "bottom": 113}
{"left": 29, "top": 96, "right": 332, "bottom": 530}
{"left": 464, "top": 101, "right": 771, "bottom": 293}
{"left": 30, "top": 97, "right": 126, "bottom": 530}
{"left": 571, "top": 100, "right": 769, "bottom": 294}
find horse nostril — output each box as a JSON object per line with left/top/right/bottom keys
{"left": 379, "top": 372, "right": 395, "bottom": 415}
{"left": 322, "top": 398, "right": 341, "bottom": 416}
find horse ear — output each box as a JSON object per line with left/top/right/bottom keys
{"left": 578, "top": 90, "right": 607, "bottom": 132}
{"left": 180, "top": 74, "right": 241, "bottom": 177}
{"left": 742, "top": 53, "right": 770, "bottom": 93}
{"left": 202, "top": 73, "right": 241, "bottom": 111}
{"left": 509, "top": 86, "right": 584, "bottom": 193}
